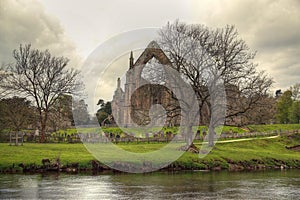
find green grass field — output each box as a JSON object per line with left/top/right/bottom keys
{"left": 51, "top": 124, "right": 300, "bottom": 137}
{"left": 1, "top": 133, "right": 299, "bottom": 170}
{"left": 0, "top": 143, "right": 94, "bottom": 169}
{"left": 2, "top": 124, "right": 300, "bottom": 138}
{"left": 246, "top": 124, "right": 300, "bottom": 132}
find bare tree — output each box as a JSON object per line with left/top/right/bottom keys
{"left": 290, "top": 83, "right": 300, "bottom": 101}
{"left": 238, "top": 94, "right": 276, "bottom": 125}
{"left": 0, "top": 66, "right": 11, "bottom": 99}
{"left": 158, "top": 21, "right": 273, "bottom": 146}
{"left": 1, "top": 44, "right": 83, "bottom": 142}
{"left": 48, "top": 94, "right": 74, "bottom": 131}
{"left": 0, "top": 71, "right": 4, "bottom": 99}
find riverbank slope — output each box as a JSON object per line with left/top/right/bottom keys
{"left": 0, "top": 133, "right": 299, "bottom": 173}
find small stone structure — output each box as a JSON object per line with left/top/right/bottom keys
{"left": 9, "top": 132, "right": 23, "bottom": 146}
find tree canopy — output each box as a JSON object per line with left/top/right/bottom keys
{"left": 1, "top": 44, "right": 83, "bottom": 142}
{"left": 158, "top": 21, "right": 273, "bottom": 145}
{"left": 276, "top": 83, "right": 300, "bottom": 124}
{"left": 0, "top": 96, "right": 35, "bottom": 131}
{"left": 96, "top": 99, "right": 112, "bottom": 126}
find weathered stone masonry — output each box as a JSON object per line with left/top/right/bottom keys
{"left": 112, "top": 41, "right": 180, "bottom": 127}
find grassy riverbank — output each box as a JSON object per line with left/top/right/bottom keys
{"left": 0, "top": 133, "right": 300, "bottom": 172}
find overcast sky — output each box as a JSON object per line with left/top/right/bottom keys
{"left": 1, "top": 0, "right": 300, "bottom": 110}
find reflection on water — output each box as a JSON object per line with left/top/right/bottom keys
{"left": 0, "top": 170, "right": 299, "bottom": 199}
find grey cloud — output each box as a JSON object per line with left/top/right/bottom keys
{"left": 204, "top": 0, "right": 300, "bottom": 91}
{"left": 0, "top": 0, "right": 82, "bottom": 67}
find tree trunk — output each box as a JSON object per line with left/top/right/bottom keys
{"left": 15, "top": 132, "right": 18, "bottom": 146}
{"left": 208, "top": 126, "right": 215, "bottom": 147}
{"left": 186, "top": 125, "right": 193, "bottom": 146}
{"left": 40, "top": 113, "right": 48, "bottom": 143}
{"left": 179, "top": 124, "right": 199, "bottom": 153}
{"left": 40, "top": 123, "right": 46, "bottom": 143}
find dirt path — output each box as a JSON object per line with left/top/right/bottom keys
{"left": 217, "top": 135, "right": 279, "bottom": 143}
{"left": 194, "top": 135, "right": 279, "bottom": 145}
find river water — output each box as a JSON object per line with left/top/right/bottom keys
{"left": 0, "top": 170, "right": 299, "bottom": 199}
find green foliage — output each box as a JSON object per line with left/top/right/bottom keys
{"left": 99, "top": 101, "right": 112, "bottom": 114}
{"left": 276, "top": 91, "right": 293, "bottom": 123}
{"left": 276, "top": 85, "right": 300, "bottom": 124}
{"left": 289, "top": 101, "right": 300, "bottom": 123}
{"left": 97, "top": 111, "right": 109, "bottom": 125}
{"left": 0, "top": 97, "right": 35, "bottom": 131}
{"left": 96, "top": 99, "right": 112, "bottom": 125}
{"left": 72, "top": 99, "right": 90, "bottom": 125}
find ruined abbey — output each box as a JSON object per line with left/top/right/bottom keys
{"left": 111, "top": 41, "right": 180, "bottom": 127}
